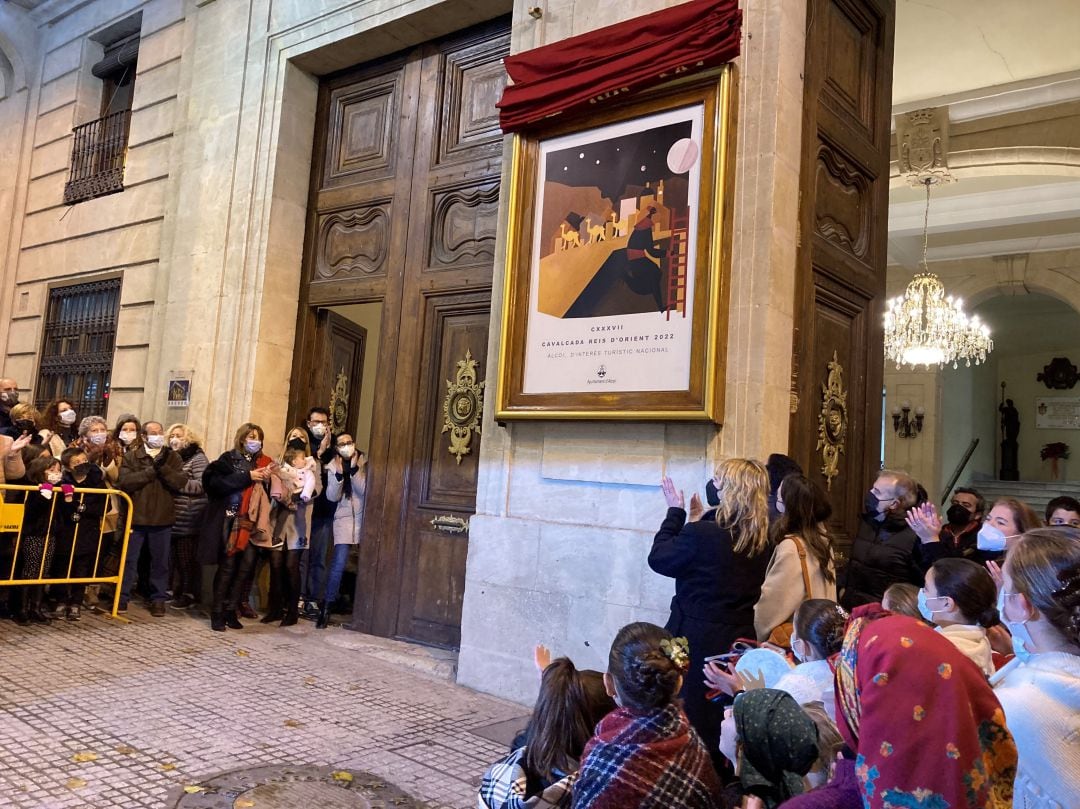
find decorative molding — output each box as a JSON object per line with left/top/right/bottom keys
{"left": 441, "top": 348, "right": 484, "bottom": 464}
{"left": 816, "top": 351, "right": 848, "bottom": 492}
{"left": 892, "top": 71, "right": 1080, "bottom": 126}
{"left": 815, "top": 144, "right": 870, "bottom": 258}
{"left": 315, "top": 206, "right": 390, "bottom": 279}
{"left": 325, "top": 77, "right": 398, "bottom": 183}
{"left": 430, "top": 183, "right": 499, "bottom": 268}
{"left": 1038, "top": 357, "right": 1079, "bottom": 390}
{"left": 895, "top": 107, "right": 954, "bottom": 186}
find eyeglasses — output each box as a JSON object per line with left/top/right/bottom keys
{"left": 337, "top": 441, "right": 354, "bottom": 448}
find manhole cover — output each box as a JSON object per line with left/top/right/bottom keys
{"left": 168, "top": 764, "right": 429, "bottom": 808}
{"left": 241, "top": 780, "right": 372, "bottom": 808}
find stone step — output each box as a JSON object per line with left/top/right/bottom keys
{"left": 960, "top": 478, "right": 1080, "bottom": 514}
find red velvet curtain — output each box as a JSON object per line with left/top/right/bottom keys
{"left": 497, "top": 0, "right": 742, "bottom": 133}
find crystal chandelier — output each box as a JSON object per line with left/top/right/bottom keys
{"left": 884, "top": 180, "right": 993, "bottom": 369}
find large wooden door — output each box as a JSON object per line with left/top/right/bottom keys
{"left": 290, "top": 19, "right": 509, "bottom": 647}
{"left": 312, "top": 310, "right": 366, "bottom": 435}
{"left": 790, "top": 0, "right": 895, "bottom": 554}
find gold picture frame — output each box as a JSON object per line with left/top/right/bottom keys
{"left": 495, "top": 66, "right": 737, "bottom": 422}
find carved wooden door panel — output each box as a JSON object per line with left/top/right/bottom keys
{"left": 790, "top": 0, "right": 895, "bottom": 555}
{"left": 313, "top": 311, "right": 366, "bottom": 435}
{"left": 291, "top": 20, "right": 508, "bottom": 646}
{"left": 374, "top": 25, "right": 506, "bottom": 647}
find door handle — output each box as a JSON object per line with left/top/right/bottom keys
{"left": 430, "top": 514, "right": 469, "bottom": 534}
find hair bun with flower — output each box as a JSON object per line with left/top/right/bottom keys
{"left": 659, "top": 636, "right": 690, "bottom": 672}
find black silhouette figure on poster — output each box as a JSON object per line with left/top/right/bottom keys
{"left": 999, "top": 396, "right": 1020, "bottom": 481}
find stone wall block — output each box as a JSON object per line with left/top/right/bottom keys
{"left": 116, "top": 304, "right": 154, "bottom": 347}
{"left": 22, "top": 179, "right": 165, "bottom": 249}
{"left": 41, "top": 41, "right": 82, "bottom": 86}
{"left": 462, "top": 514, "right": 541, "bottom": 590}
{"left": 110, "top": 345, "right": 149, "bottom": 388}
{"left": 29, "top": 137, "right": 72, "bottom": 180}
{"left": 38, "top": 72, "right": 80, "bottom": 116}
{"left": 25, "top": 174, "right": 67, "bottom": 215}
{"left": 128, "top": 96, "right": 177, "bottom": 146}
{"left": 32, "top": 103, "right": 75, "bottom": 149}
{"left": 119, "top": 262, "right": 158, "bottom": 305}
{"left": 6, "top": 316, "right": 41, "bottom": 356}
{"left": 18, "top": 220, "right": 162, "bottom": 282}
{"left": 537, "top": 522, "right": 647, "bottom": 605}
{"left": 540, "top": 422, "right": 665, "bottom": 485}
{"left": 133, "top": 58, "right": 182, "bottom": 111}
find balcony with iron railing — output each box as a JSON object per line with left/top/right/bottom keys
{"left": 63, "top": 109, "right": 131, "bottom": 205}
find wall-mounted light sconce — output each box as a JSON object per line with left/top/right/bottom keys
{"left": 892, "top": 401, "right": 924, "bottom": 438}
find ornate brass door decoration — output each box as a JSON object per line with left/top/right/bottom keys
{"left": 816, "top": 351, "right": 848, "bottom": 491}
{"left": 329, "top": 368, "right": 349, "bottom": 433}
{"left": 442, "top": 349, "right": 484, "bottom": 464}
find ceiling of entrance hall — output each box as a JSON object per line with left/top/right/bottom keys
{"left": 887, "top": 0, "right": 1080, "bottom": 269}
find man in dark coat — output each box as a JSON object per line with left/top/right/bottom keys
{"left": 839, "top": 470, "right": 931, "bottom": 609}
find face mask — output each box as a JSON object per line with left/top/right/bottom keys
{"left": 338, "top": 445, "right": 355, "bottom": 459}
{"left": 245, "top": 440, "right": 262, "bottom": 454}
{"left": 15, "top": 419, "right": 34, "bottom": 433}
{"left": 119, "top": 430, "right": 136, "bottom": 445}
{"left": 46, "top": 471, "right": 63, "bottom": 484}
{"left": 977, "top": 524, "right": 1008, "bottom": 552}
{"left": 864, "top": 491, "right": 884, "bottom": 518}
{"left": 705, "top": 478, "right": 720, "bottom": 507}
{"left": 73, "top": 463, "right": 91, "bottom": 479}
{"left": 917, "top": 589, "right": 946, "bottom": 622}
{"left": 790, "top": 636, "right": 806, "bottom": 663}
{"left": 88, "top": 433, "right": 107, "bottom": 446}
{"left": 775, "top": 498, "right": 786, "bottom": 515}
{"left": 59, "top": 409, "right": 77, "bottom": 425}
{"left": 145, "top": 434, "right": 165, "bottom": 449}
{"left": 287, "top": 437, "right": 307, "bottom": 451}
{"left": 169, "top": 437, "right": 183, "bottom": 451}
{"left": 997, "top": 588, "right": 1034, "bottom": 662}
{"left": 946, "top": 504, "right": 973, "bottom": 526}
{"left": 309, "top": 423, "right": 327, "bottom": 438}
{"left": 0, "top": 390, "right": 18, "bottom": 405}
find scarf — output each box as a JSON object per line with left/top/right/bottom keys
{"left": 572, "top": 703, "right": 721, "bottom": 809}
{"left": 225, "top": 453, "right": 273, "bottom": 556}
{"left": 835, "top": 604, "right": 1017, "bottom": 809}
{"left": 178, "top": 443, "right": 201, "bottom": 462}
{"left": 734, "top": 689, "right": 819, "bottom": 808}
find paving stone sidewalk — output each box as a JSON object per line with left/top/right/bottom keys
{"left": 0, "top": 606, "right": 529, "bottom": 809}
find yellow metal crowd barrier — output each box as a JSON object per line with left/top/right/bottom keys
{"left": 0, "top": 482, "right": 134, "bottom": 618}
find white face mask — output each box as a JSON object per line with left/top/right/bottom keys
{"left": 46, "top": 471, "right": 63, "bottom": 484}
{"left": 145, "top": 434, "right": 165, "bottom": 449}
{"left": 976, "top": 524, "right": 1010, "bottom": 552}
{"left": 88, "top": 432, "right": 107, "bottom": 446}
{"left": 337, "top": 445, "right": 355, "bottom": 459}
{"left": 169, "top": 437, "right": 183, "bottom": 451}
{"left": 119, "top": 430, "right": 136, "bottom": 445}
{"left": 997, "top": 588, "right": 1035, "bottom": 662}
{"left": 309, "top": 423, "right": 327, "bottom": 438}
{"left": 59, "top": 409, "right": 77, "bottom": 425}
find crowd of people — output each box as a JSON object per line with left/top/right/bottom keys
{"left": 479, "top": 454, "right": 1080, "bottom": 808}
{"left": 0, "top": 378, "right": 367, "bottom": 632}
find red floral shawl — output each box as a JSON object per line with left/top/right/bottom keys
{"left": 834, "top": 604, "right": 1017, "bottom": 809}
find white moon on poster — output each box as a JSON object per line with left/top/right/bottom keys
{"left": 667, "top": 138, "right": 699, "bottom": 174}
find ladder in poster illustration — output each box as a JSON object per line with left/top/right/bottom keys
{"left": 665, "top": 209, "right": 690, "bottom": 321}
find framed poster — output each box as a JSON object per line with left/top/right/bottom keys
{"left": 496, "top": 67, "right": 736, "bottom": 422}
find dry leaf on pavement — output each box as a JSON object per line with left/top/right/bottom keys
{"left": 71, "top": 752, "right": 98, "bottom": 763}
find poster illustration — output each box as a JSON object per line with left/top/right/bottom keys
{"left": 496, "top": 69, "right": 736, "bottom": 422}
{"left": 521, "top": 105, "right": 703, "bottom": 395}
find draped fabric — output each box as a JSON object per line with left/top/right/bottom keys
{"left": 835, "top": 604, "right": 1017, "bottom": 809}
{"left": 497, "top": 0, "right": 741, "bottom": 133}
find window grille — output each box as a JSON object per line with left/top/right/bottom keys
{"left": 63, "top": 109, "right": 131, "bottom": 205}
{"left": 35, "top": 279, "right": 122, "bottom": 418}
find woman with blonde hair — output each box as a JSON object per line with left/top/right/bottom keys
{"left": 165, "top": 423, "right": 208, "bottom": 609}
{"left": 650, "top": 457, "right": 772, "bottom": 766}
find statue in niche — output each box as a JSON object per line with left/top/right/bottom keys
{"left": 999, "top": 396, "right": 1020, "bottom": 481}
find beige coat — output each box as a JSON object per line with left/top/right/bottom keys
{"left": 754, "top": 532, "right": 838, "bottom": 641}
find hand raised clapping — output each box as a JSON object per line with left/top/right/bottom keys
{"left": 660, "top": 476, "right": 685, "bottom": 510}
{"left": 905, "top": 502, "right": 942, "bottom": 544}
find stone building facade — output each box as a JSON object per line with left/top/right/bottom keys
{"left": 0, "top": 0, "right": 807, "bottom": 703}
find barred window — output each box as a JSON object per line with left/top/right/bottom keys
{"left": 64, "top": 22, "right": 140, "bottom": 205}
{"left": 35, "top": 279, "right": 122, "bottom": 418}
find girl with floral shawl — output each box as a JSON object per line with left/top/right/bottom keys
{"left": 834, "top": 603, "right": 1017, "bottom": 809}
{"left": 572, "top": 623, "right": 722, "bottom": 809}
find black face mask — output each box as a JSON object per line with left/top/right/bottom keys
{"left": 15, "top": 419, "right": 34, "bottom": 433}
{"left": 73, "top": 463, "right": 91, "bottom": 479}
{"left": 287, "top": 438, "right": 307, "bottom": 451}
{"left": 946, "top": 504, "right": 972, "bottom": 526}
{"left": 705, "top": 479, "right": 720, "bottom": 507}
{"left": 864, "top": 491, "right": 883, "bottom": 517}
